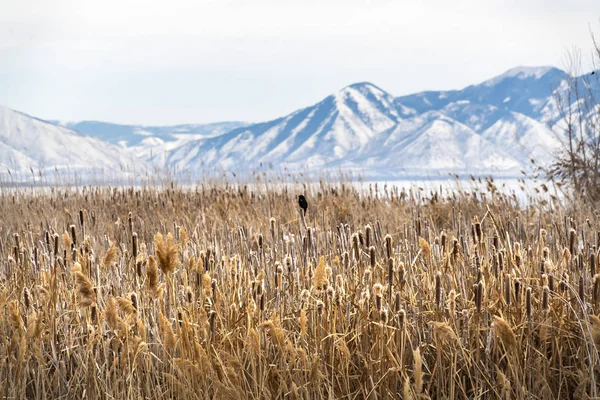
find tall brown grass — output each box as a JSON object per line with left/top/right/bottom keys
{"left": 0, "top": 177, "right": 598, "bottom": 399}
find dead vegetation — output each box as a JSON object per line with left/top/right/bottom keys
{"left": 0, "top": 178, "right": 599, "bottom": 399}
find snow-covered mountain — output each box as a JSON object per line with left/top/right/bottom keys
{"left": 55, "top": 120, "right": 247, "bottom": 147}
{"left": 0, "top": 106, "right": 145, "bottom": 182}
{"left": 2, "top": 65, "right": 597, "bottom": 182}
{"left": 161, "top": 66, "right": 578, "bottom": 178}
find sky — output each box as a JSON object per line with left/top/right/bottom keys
{"left": 1, "top": 0, "right": 600, "bottom": 125}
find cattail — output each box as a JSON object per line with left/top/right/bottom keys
{"left": 398, "top": 262, "right": 405, "bottom": 288}
{"left": 270, "top": 218, "right": 276, "bottom": 241}
{"left": 441, "top": 231, "right": 447, "bottom": 253}
{"left": 542, "top": 285, "right": 549, "bottom": 310}
{"left": 474, "top": 216, "right": 482, "bottom": 243}
{"left": 130, "top": 292, "right": 138, "bottom": 312}
{"left": 569, "top": 228, "right": 577, "bottom": 256}
{"left": 53, "top": 234, "right": 59, "bottom": 257}
{"left": 475, "top": 283, "right": 483, "bottom": 312}
{"left": 374, "top": 283, "right": 383, "bottom": 311}
{"left": 542, "top": 246, "right": 549, "bottom": 260}
{"left": 385, "top": 234, "right": 393, "bottom": 259}
{"left": 435, "top": 272, "right": 442, "bottom": 309}
{"left": 79, "top": 209, "right": 84, "bottom": 234}
{"left": 395, "top": 291, "right": 402, "bottom": 313}
{"left": 45, "top": 230, "right": 50, "bottom": 252}
{"left": 365, "top": 224, "right": 372, "bottom": 248}
{"left": 316, "top": 300, "right": 324, "bottom": 316}
{"left": 132, "top": 232, "right": 138, "bottom": 260}
{"left": 23, "top": 287, "right": 30, "bottom": 311}
{"left": 70, "top": 224, "right": 77, "bottom": 247}
{"left": 548, "top": 274, "right": 555, "bottom": 293}
{"left": 560, "top": 271, "right": 569, "bottom": 293}
{"left": 380, "top": 308, "right": 388, "bottom": 324}
{"left": 452, "top": 238, "right": 459, "bottom": 258}
{"left": 593, "top": 274, "right": 600, "bottom": 303}
{"left": 514, "top": 279, "right": 521, "bottom": 305}
{"left": 147, "top": 255, "right": 159, "bottom": 296}
{"left": 590, "top": 251, "right": 596, "bottom": 277}
{"left": 398, "top": 309, "right": 406, "bottom": 331}
{"left": 128, "top": 211, "right": 133, "bottom": 233}
{"left": 369, "top": 246, "right": 376, "bottom": 269}
{"left": 352, "top": 233, "right": 360, "bottom": 260}
{"left": 578, "top": 275, "right": 585, "bottom": 303}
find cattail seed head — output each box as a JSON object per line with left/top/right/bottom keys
{"left": 542, "top": 246, "right": 549, "bottom": 260}
{"left": 130, "top": 292, "right": 138, "bottom": 312}
{"left": 475, "top": 283, "right": 483, "bottom": 312}
{"left": 578, "top": 275, "right": 585, "bottom": 302}
{"left": 369, "top": 246, "right": 376, "bottom": 269}
{"left": 316, "top": 300, "right": 324, "bottom": 315}
{"left": 435, "top": 272, "right": 442, "bottom": 309}
{"left": 542, "top": 285, "right": 549, "bottom": 310}
{"left": 395, "top": 291, "right": 401, "bottom": 313}
{"left": 387, "top": 258, "right": 394, "bottom": 288}
{"left": 23, "top": 287, "right": 30, "bottom": 310}
{"left": 380, "top": 308, "right": 388, "bottom": 324}
{"left": 70, "top": 225, "right": 77, "bottom": 247}
{"left": 132, "top": 232, "right": 138, "bottom": 260}
{"left": 441, "top": 231, "right": 447, "bottom": 252}
{"left": 352, "top": 233, "right": 360, "bottom": 260}
{"left": 474, "top": 216, "right": 482, "bottom": 243}
{"left": 384, "top": 234, "right": 393, "bottom": 259}
{"left": 270, "top": 218, "right": 276, "bottom": 240}
{"left": 53, "top": 233, "right": 59, "bottom": 256}
{"left": 569, "top": 228, "right": 577, "bottom": 256}
{"left": 365, "top": 224, "right": 372, "bottom": 248}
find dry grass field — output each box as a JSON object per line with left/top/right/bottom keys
{"left": 0, "top": 178, "right": 599, "bottom": 399}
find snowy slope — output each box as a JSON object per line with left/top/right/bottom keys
{"left": 163, "top": 83, "right": 402, "bottom": 172}
{"left": 3, "top": 65, "right": 595, "bottom": 181}
{"left": 160, "top": 67, "right": 573, "bottom": 178}
{"left": 0, "top": 106, "right": 144, "bottom": 179}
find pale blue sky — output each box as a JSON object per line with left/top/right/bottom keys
{"left": 1, "top": 0, "right": 599, "bottom": 125}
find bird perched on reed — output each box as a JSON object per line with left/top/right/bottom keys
{"left": 298, "top": 195, "right": 308, "bottom": 216}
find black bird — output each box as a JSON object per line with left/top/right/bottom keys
{"left": 298, "top": 195, "right": 308, "bottom": 216}
{"left": 592, "top": 71, "right": 596, "bottom": 75}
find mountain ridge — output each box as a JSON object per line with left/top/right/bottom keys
{"left": 2, "top": 65, "right": 597, "bottom": 181}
